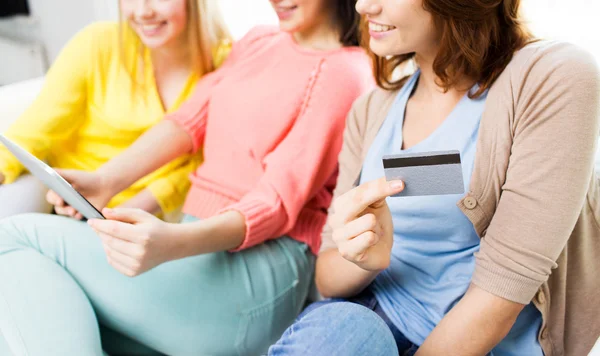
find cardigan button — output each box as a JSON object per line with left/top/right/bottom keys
{"left": 541, "top": 327, "right": 549, "bottom": 339}
{"left": 536, "top": 290, "right": 546, "bottom": 304}
{"left": 464, "top": 197, "right": 478, "bottom": 210}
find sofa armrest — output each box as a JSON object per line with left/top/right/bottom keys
{"left": 0, "top": 77, "right": 44, "bottom": 132}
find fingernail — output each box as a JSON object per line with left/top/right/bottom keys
{"left": 104, "top": 208, "right": 112, "bottom": 213}
{"left": 389, "top": 180, "right": 404, "bottom": 190}
{"left": 87, "top": 220, "right": 94, "bottom": 227}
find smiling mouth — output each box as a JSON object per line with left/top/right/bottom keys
{"left": 369, "top": 22, "right": 397, "bottom": 33}
{"left": 275, "top": 5, "right": 297, "bottom": 13}
{"left": 137, "top": 22, "right": 167, "bottom": 35}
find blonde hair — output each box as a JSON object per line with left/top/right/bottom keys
{"left": 119, "top": 0, "right": 231, "bottom": 85}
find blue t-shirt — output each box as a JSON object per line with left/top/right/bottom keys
{"left": 361, "top": 71, "right": 543, "bottom": 355}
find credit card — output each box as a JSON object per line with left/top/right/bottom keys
{"left": 383, "top": 150, "right": 464, "bottom": 197}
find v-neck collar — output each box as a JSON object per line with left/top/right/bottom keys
{"left": 143, "top": 49, "right": 198, "bottom": 114}
{"left": 391, "top": 70, "right": 482, "bottom": 152}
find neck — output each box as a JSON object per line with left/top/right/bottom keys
{"left": 149, "top": 38, "right": 192, "bottom": 73}
{"left": 413, "top": 51, "right": 472, "bottom": 100}
{"left": 292, "top": 12, "right": 341, "bottom": 51}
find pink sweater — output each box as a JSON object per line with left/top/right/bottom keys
{"left": 168, "top": 26, "right": 374, "bottom": 254}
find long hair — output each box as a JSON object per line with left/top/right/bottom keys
{"left": 370, "top": 0, "right": 533, "bottom": 97}
{"left": 335, "top": 0, "right": 363, "bottom": 47}
{"left": 118, "top": 0, "right": 231, "bottom": 86}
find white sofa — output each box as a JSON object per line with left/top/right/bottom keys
{"left": 0, "top": 78, "right": 599, "bottom": 355}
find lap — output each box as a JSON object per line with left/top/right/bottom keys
{"left": 0, "top": 213, "right": 313, "bottom": 355}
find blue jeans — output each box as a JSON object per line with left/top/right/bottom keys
{"left": 269, "top": 289, "right": 418, "bottom": 356}
{"left": 0, "top": 213, "right": 313, "bottom": 356}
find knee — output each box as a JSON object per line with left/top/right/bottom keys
{"left": 270, "top": 302, "right": 398, "bottom": 356}
{"left": 0, "top": 213, "right": 50, "bottom": 245}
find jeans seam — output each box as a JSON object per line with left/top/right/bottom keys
{"left": 0, "top": 280, "right": 30, "bottom": 356}
{"left": 235, "top": 279, "right": 299, "bottom": 356}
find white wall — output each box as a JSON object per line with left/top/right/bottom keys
{"left": 1, "top": 0, "right": 600, "bottom": 84}
{"left": 0, "top": 0, "right": 116, "bottom": 84}
{"left": 219, "top": 0, "right": 277, "bottom": 39}
{"left": 27, "top": 0, "right": 115, "bottom": 62}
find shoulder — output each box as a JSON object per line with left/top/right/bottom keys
{"left": 500, "top": 40, "right": 599, "bottom": 95}
{"left": 49, "top": 21, "right": 119, "bottom": 74}
{"left": 323, "top": 48, "right": 372, "bottom": 77}
{"left": 236, "top": 25, "right": 282, "bottom": 48}
{"left": 64, "top": 21, "right": 120, "bottom": 63}
{"left": 349, "top": 87, "right": 398, "bottom": 128}
{"left": 73, "top": 21, "right": 120, "bottom": 47}
{"left": 315, "top": 49, "right": 375, "bottom": 95}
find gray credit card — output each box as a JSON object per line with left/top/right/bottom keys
{"left": 383, "top": 150, "right": 464, "bottom": 197}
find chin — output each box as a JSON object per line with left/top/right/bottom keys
{"left": 278, "top": 21, "right": 301, "bottom": 33}
{"left": 369, "top": 43, "right": 394, "bottom": 57}
{"left": 369, "top": 39, "right": 410, "bottom": 58}
{"left": 140, "top": 39, "right": 167, "bottom": 49}
{"left": 138, "top": 35, "right": 174, "bottom": 49}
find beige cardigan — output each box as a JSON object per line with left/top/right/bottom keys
{"left": 320, "top": 41, "right": 600, "bottom": 355}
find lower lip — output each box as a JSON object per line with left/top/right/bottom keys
{"left": 369, "top": 28, "right": 395, "bottom": 40}
{"left": 276, "top": 7, "right": 296, "bottom": 21}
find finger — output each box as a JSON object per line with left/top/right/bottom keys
{"left": 101, "top": 238, "right": 141, "bottom": 269}
{"left": 338, "top": 231, "right": 380, "bottom": 262}
{"left": 89, "top": 219, "right": 145, "bottom": 243}
{"left": 332, "top": 213, "right": 379, "bottom": 244}
{"left": 102, "top": 208, "right": 151, "bottom": 224}
{"left": 97, "top": 232, "right": 142, "bottom": 258}
{"left": 106, "top": 254, "right": 138, "bottom": 277}
{"left": 55, "top": 169, "right": 82, "bottom": 187}
{"left": 339, "top": 178, "right": 404, "bottom": 222}
{"left": 46, "top": 190, "right": 65, "bottom": 207}
{"left": 55, "top": 205, "right": 78, "bottom": 218}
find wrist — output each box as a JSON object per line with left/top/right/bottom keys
{"left": 165, "top": 221, "right": 206, "bottom": 260}
{"left": 96, "top": 166, "right": 125, "bottom": 197}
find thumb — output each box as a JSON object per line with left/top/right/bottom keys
{"left": 102, "top": 207, "right": 151, "bottom": 224}
{"left": 55, "top": 169, "right": 84, "bottom": 187}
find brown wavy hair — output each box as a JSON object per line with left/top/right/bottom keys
{"left": 368, "top": 0, "right": 533, "bottom": 98}
{"left": 335, "top": 0, "right": 363, "bottom": 47}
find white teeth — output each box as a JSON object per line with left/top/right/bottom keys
{"left": 369, "top": 23, "right": 396, "bottom": 33}
{"left": 141, "top": 24, "right": 161, "bottom": 32}
{"left": 277, "top": 6, "right": 296, "bottom": 12}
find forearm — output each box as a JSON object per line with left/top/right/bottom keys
{"left": 117, "top": 188, "right": 161, "bottom": 215}
{"left": 98, "top": 120, "right": 192, "bottom": 196}
{"left": 168, "top": 210, "right": 246, "bottom": 259}
{"left": 416, "top": 285, "right": 524, "bottom": 356}
{"left": 315, "top": 249, "right": 380, "bottom": 298}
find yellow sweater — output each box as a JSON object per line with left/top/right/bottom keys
{"left": 0, "top": 22, "right": 229, "bottom": 213}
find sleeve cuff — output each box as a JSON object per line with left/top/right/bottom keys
{"left": 166, "top": 108, "right": 208, "bottom": 154}
{"left": 471, "top": 254, "right": 543, "bottom": 305}
{"left": 219, "top": 199, "right": 285, "bottom": 252}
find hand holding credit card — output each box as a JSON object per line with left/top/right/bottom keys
{"left": 383, "top": 150, "right": 464, "bottom": 197}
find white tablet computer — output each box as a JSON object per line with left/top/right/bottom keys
{"left": 0, "top": 134, "right": 104, "bottom": 220}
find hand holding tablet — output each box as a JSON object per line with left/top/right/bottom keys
{"left": 0, "top": 134, "right": 105, "bottom": 220}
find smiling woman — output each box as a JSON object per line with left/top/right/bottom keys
{"left": 0, "top": 0, "right": 375, "bottom": 355}
{"left": 270, "top": 0, "right": 600, "bottom": 355}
